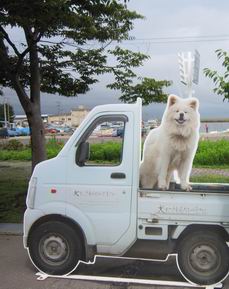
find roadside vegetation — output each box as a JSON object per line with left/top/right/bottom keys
{"left": 0, "top": 138, "right": 63, "bottom": 161}
{"left": 0, "top": 162, "right": 30, "bottom": 223}
{"left": 0, "top": 138, "right": 229, "bottom": 167}
{"left": 194, "top": 139, "right": 229, "bottom": 167}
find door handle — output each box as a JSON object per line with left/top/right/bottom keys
{"left": 110, "top": 172, "right": 126, "bottom": 179}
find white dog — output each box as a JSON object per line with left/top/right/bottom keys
{"left": 140, "top": 94, "right": 200, "bottom": 191}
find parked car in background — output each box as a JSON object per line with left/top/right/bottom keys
{"left": 45, "top": 125, "right": 74, "bottom": 135}
{"left": 62, "top": 126, "right": 75, "bottom": 134}
{"left": 7, "top": 128, "right": 20, "bottom": 137}
{"left": 0, "top": 127, "right": 8, "bottom": 138}
{"left": 116, "top": 127, "right": 124, "bottom": 137}
{"left": 17, "top": 127, "right": 30, "bottom": 136}
{"left": 7, "top": 127, "right": 30, "bottom": 137}
{"left": 45, "top": 127, "right": 60, "bottom": 134}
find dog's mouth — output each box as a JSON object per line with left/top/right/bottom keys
{"left": 175, "top": 119, "right": 186, "bottom": 125}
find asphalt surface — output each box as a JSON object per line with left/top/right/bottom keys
{"left": 0, "top": 234, "right": 208, "bottom": 289}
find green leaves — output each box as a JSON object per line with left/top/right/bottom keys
{"left": 39, "top": 45, "right": 107, "bottom": 95}
{"left": 108, "top": 77, "right": 171, "bottom": 105}
{"left": 107, "top": 47, "right": 171, "bottom": 104}
{"left": 109, "top": 46, "right": 149, "bottom": 67}
{"left": 204, "top": 49, "right": 229, "bottom": 101}
{"left": 0, "top": 0, "right": 171, "bottom": 104}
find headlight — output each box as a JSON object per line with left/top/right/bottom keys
{"left": 26, "top": 177, "right": 37, "bottom": 209}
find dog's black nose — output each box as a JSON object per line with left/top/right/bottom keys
{"left": 179, "top": 112, "right": 184, "bottom": 120}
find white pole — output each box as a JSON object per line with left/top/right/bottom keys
{"left": 187, "top": 52, "right": 193, "bottom": 98}
{"left": 178, "top": 50, "right": 200, "bottom": 98}
{"left": 3, "top": 97, "right": 7, "bottom": 128}
{"left": 7, "top": 102, "right": 10, "bottom": 124}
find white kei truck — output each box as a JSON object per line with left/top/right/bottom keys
{"left": 24, "top": 98, "right": 229, "bottom": 286}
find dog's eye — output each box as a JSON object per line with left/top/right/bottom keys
{"left": 176, "top": 110, "right": 179, "bottom": 113}
{"left": 184, "top": 111, "right": 187, "bottom": 114}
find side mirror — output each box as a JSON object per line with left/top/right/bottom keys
{"left": 76, "top": 142, "right": 90, "bottom": 166}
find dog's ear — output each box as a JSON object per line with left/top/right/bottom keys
{"left": 168, "top": 95, "right": 178, "bottom": 107}
{"left": 189, "top": 98, "right": 199, "bottom": 110}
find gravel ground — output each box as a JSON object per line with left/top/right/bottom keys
{"left": 191, "top": 167, "right": 229, "bottom": 177}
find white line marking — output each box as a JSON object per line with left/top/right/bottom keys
{"left": 35, "top": 272, "right": 222, "bottom": 288}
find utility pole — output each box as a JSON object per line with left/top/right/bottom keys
{"left": 7, "top": 102, "right": 10, "bottom": 124}
{"left": 178, "top": 50, "right": 200, "bottom": 98}
{"left": 3, "top": 97, "right": 7, "bottom": 128}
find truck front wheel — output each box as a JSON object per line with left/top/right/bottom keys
{"left": 28, "top": 221, "right": 84, "bottom": 275}
{"left": 177, "top": 230, "right": 229, "bottom": 285}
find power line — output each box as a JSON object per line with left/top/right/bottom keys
{"left": 120, "top": 38, "right": 229, "bottom": 45}
{"left": 126, "top": 34, "right": 229, "bottom": 41}
{"left": 117, "top": 34, "right": 229, "bottom": 44}
{"left": 10, "top": 34, "right": 229, "bottom": 48}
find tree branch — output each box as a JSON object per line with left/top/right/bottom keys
{"left": 15, "top": 47, "right": 31, "bottom": 73}
{"left": 101, "top": 40, "right": 113, "bottom": 50}
{"left": 0, "top": 37, "right": 13, "bottom": 74}
{"left": 15, "top": 29, "right": 43, "bottom": 73}
{"left": 0, "top": 37, "right": 31, "bottom": 112}
{"left": 0, "top": 26, "right": 21, "bottom": 57}
{"left": 13, "top": 76, "right": 32, "bottom": 114}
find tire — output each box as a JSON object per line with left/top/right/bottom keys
{"left": 177, "top": 230, "right": 229, "bottom": 285}
{"left": 28, "top": 221, "right": 84, "bottom": 275}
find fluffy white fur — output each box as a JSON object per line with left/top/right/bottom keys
{"left": 140, "top": 94, "right": 200, "bottom": 191}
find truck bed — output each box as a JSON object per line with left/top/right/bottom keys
{"left": 138, "top": 182, "right": 229, "bottom": 226}
{"left": 140, "top": 182, "right": 229, "bottom": 195}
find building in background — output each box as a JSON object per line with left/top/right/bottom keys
{"left": 15, "top": 114, "right": 48, "bottom": 127}
{"left": 48, "top": 106, "right": 89, "bottom": 127}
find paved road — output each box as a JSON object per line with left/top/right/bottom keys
{"left": 1, "top": 131, "right": 229, "bottom": 146}
{"left": 192, "top": 168, "right": 229, "bottom": 177}
{"left": 0, "top": 135, "right": 122, "bottom": 145}
{"left": 0, "top": 234, "right": 212, "bottom": 289}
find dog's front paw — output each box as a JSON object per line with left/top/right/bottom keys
{"left": 158, "top": 181, "right": 167, "bottom": 191}
{"left": 181, "top": 183, "right": 192, "bottom": 191}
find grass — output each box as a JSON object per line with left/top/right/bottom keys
{"left": 89, "top": 142, "right": 122, "bottom": 164}
{"left": 193, "top": 139, "right": 229, "bottom": 167}
{"left": 0, "top": 138, "right": 64, "bottom": 161}
{"left": 193, "top": 164, "right": 229, "bottom": 169}
{"left": 0, "top": 161, "right": 30, "bottom": 223}
{"left": 0, "top": 139, "right": 229, "bottom": 168}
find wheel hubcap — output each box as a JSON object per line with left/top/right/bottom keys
{"left": 190, "top": 244, "right": 219, "bottom": 273}
{"left": 39, "top": 235, "right": 69, "bottom": 265}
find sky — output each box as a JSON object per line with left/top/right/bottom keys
{"left": 1, "top": 0, "right": 229, "bottom": 120}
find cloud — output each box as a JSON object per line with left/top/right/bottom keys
{"left": 1, "top": 0, "right": 229, "bottom": 119}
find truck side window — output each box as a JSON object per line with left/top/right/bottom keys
{"left": 75, "top": 115, "right": 127, "bottom": 166}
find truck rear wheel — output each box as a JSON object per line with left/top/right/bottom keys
{"left": 28, "top": 221, "right": 84, "bottom": 275}
{"left": 177, "top": 230, "right": 229, "bottom": 285}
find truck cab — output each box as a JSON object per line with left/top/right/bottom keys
{"left": 24, "top": 99, "right": 229, "bottom": 286}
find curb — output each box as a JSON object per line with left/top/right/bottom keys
{"left": 0, "top": 223, "right": 23, "bottom": 235}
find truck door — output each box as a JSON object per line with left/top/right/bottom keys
{"left": 66, "top": 112, "right": 134, "bottom": 246}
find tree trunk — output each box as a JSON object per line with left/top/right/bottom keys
{"left": 27, "top": 31, "right": 47, "bottom": 171}
{"left": 0, "top": 28, "right": 47, "bottom": 171}
{"left": 27, "top": 108, "right": 46, "bottom": 171}
{"left": 14, "top": 30, "right": 47, "bottom": 171}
